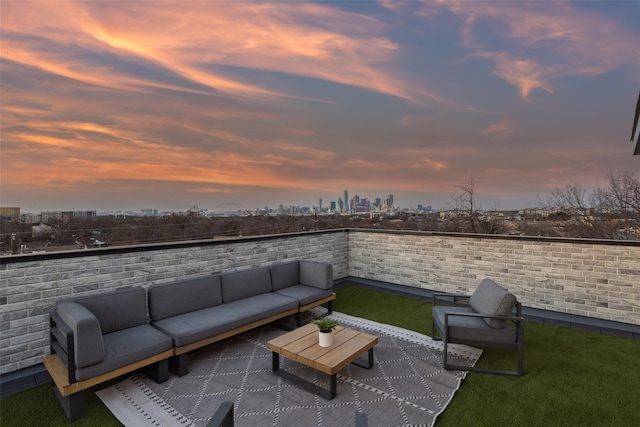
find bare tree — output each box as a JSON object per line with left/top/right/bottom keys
{"left": 546, "top": 170, "right": 640, "bottom": 239}
{"left": 591, "top": 170, "right": 640, "bottom": 239}
{"left": 450, "top": 177, "right": 481, "bottom": 233}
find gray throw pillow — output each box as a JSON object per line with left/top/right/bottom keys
{"left": 469, "top": 278, "right": 517, "bottom": 329}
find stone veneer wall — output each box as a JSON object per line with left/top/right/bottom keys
{"left": 1, "top": 228, "right": 639, "bottom": 376}
{"left": 0, "top": 231, "right": 348, "bottom": 375}
{"left": 348, "top": 230, "right": 640, "bottom": 326}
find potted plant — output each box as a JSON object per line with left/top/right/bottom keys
{"left": 312, "top": 318, "right": 339, "bottom": 347}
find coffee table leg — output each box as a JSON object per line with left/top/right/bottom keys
{"left": 352, "top": 348, "right": 374, "bottom": 369}
{"left": 329, "top": 374, "right": 337, "bottom": 398}
{"left": 271, "top": 358, "right": 336, "bottom": 400}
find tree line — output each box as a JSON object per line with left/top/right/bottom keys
{"left": 1, "top": 170, "right": 638, "bottom": 253}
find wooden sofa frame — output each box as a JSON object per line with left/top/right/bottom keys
{"left": 45, "top": 311, "right": 173, "bottom": 421}
{"left": 172, "top": 293, "right": 336, "bottom": 375}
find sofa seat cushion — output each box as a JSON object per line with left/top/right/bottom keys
{"left": 469, "top": 278, "right": 517, "bottom": 329}
{"left": 152, "top": 293, "right": 299, "bottom": 348}
{"left": 274, "top": 285, "right": 333, "bottom": 307}
{"left": 74, "top": 324, "right": 173, "bottom": 381}
{"left": 433, "top": 306, "right": 517, "bottom": 344}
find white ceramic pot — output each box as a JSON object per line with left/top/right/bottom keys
{"left": 318, "top": 331, "right": 333, "bottom": 347}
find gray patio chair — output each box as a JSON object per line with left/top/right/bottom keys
{"left": 432, "top": 278, "right": 524, "bottom": 376}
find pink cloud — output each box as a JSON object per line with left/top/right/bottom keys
{"left": 0, "top": 1, "right": 436, "bottom": 104}
{"left": 435, "top": 1, "right": 640, "bottom": 98}
{"left": 479, "top": 119, "right": 517, "bottom": 140}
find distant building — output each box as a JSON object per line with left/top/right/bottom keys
{"left": 343, "top": 190, "right": 349, "bottom": 212}
{"left": 632, "top": 90, "right": 640, "bottom": 155}
{"left": 0, "top": 207, "right": 20, "bottom": 218}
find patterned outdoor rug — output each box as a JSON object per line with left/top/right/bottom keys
{"left": 97, "top": 311, "right": 481, "bottom": 427}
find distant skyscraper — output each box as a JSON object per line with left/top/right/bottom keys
{"left": 344, "top": 190, "right": 349, "bottom": 212}
{"left": 386, "top": 194, "right": 394, "bottom": 208}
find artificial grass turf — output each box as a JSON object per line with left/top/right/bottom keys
{"left": 2, "top": 283, "right": 639, "bottom": 426}
{"left": 334, "top": 284, "right": 640, "bottom": 427}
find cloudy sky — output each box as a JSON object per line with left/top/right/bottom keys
{"left": 1, "top": 1, "right": 639, "bottom": 213}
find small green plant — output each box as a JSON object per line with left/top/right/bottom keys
{"left": 312, "top": 318, "right": 339, "bottom": 333}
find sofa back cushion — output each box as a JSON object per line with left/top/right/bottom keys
{"left": 148, "top": 275, "right": 222, "bottom": 321}
{"left": 270, "top": 261, "right": 300, "bottom": 291}
{"left": 469, "top": 278, "right": 517, "bottom": 329}
{"left": 300, "top": 260, "right": 333, "bottom": 290}
{"left": 56, "top": 301, "right": 106, "bottom": 368}
{"left": 75, "top": 287, "right": 147, "bottom": 334}
{"left": 221, "top": 267, "right": 272, "bottom": 303}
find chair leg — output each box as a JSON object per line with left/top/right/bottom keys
{"left": 517, "top": 342, "right": 524, "bottom": 376}
{"left": 442, "top": 336, "right": 449, "bottom": 370}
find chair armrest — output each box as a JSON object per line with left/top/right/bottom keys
{"left": 443, "top": 301, "right": 524, "bottom": 324}
{"left": 432, "top": 292, "right": 471, "bottom": 307}
{"left": 444, "top": 310, "right": 524, "bottom": 323}
{"left": 56, "top": 302, "right": 106, "bottom": 369}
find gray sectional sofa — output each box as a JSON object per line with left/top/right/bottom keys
{"left": 149, "top": 260, "right": 335, "bottom": 375}
{"left": 44, "top": 260, "right": 334, "bottom": 421}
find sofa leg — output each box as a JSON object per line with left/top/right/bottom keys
{"left": 296, "top": 312, "right": 302, "bottom": 327}
{"left": 327, "top": 300, "right": 333, "bottom": 315}
{"left": 145, "top": 359, "right": 169, "bottom": 383}
{"left": 171, "top": 354, "right": 189, "bottom": 376}
{"left": 52, "top": 385, "right": 83, "bottom": 421}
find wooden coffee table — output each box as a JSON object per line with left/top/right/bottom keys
{"left": 267, "top": 323, "right": 378, "bottom": 399}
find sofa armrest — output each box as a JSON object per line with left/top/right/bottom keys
{"left": 299, "top": 261, "right": 333, "bottom": 290}
{"left": 56, "top": 302, "right": 105, "bottom": 368}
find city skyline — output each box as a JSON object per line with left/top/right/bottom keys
{"left": 1, "top": 1, "right": 639, "bottom": 213}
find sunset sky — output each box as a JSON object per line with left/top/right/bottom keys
{"left": 1, "top": 1, "right": 639, "bottom": 213}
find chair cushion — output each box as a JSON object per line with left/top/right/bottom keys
{"left": 433, "top": 306, "right": 517, "bottom": 344}
{"left": 469, "top": 278, "right": 517, "bottom": 329}
{"left": 148, "top": 275, "right": 222, "bottom": 321}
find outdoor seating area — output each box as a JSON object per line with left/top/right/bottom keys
{"left": 2, "top": 281, "right": 640, "bottom": 426}
{"left": 43, "top": 260, "right": 335, "bottom": 421}
{"left": 1, "top": 228, "right": 639, "bottom": 426}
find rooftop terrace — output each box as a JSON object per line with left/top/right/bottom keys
{"left": 1, "top": 229, "right": 639, "bottom": 424}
